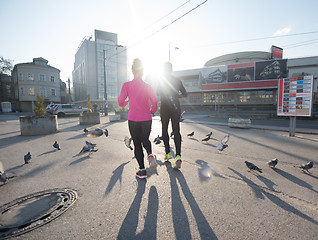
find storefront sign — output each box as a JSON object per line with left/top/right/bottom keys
{"left": 277, "top": 76, "right": 313, "bottom": 117}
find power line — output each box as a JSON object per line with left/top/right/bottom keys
{"left": 124, "top": 0, "right": 193, "bottom": 41}
{"left": 189, "top": 31, "right": 318, "bottom": 49}
{"left": 108, "top": 0, "right": 209, "bottom": 61}
{"left": 128, "top": 0, "right": 209, "bottom": 49}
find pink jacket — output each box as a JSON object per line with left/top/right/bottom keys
{"left": 118, "top": 78, "right": 158, "bottom": 121}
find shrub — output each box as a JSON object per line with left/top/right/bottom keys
{"left": 34, "top": 94, "right": 46, "bottom": 117}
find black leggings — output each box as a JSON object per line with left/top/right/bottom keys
{"left": 160, "top": 106, "right": 181, "bottom": 156}
{"left": 128, "top": 120, "right": 152, "bottom": 169}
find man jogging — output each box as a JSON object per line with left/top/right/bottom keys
{"left": 157, "top": 62, "right": 187, "bottom": 169}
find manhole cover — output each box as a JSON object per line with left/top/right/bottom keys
{"left": 0, "top": 188, "right": 77, "bottom": 239}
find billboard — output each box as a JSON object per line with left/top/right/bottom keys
{"left": 228, "top": 62, "right": 255, "bottom": 82}
{"left": 271, "top": 45, "right": 283, "bottom": 59}
{"left": 200, "top": 66, "right": 227, "bottom": 84}
{"left": 255, "top": 59, "right": 287, "bottom": 80}
{"left": 277, "top": 76, "right": 313, "bottom": 117}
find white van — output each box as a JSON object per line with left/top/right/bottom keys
{"left": 52, "top": 104, "right": 87, "bottom": 117}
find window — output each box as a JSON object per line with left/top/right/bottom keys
{"left": 51, "top": 76, "right": 55, "bottom": 82}
{"left": 39, "top": 74, "right": 46, "bottom": 81}
{"left": 29, "top": 88, "right": 35, "bottom": 96}
{"left": 28, "top": 73, "right": 34, "bottom": 80}
{"left": 40, "top": 88, "right": 47, "bottom": 97}
{"left": 51, "top": 89, "right": 56, "bottom": 96}
{"left": 19, "top": 73, "right": 23, "bottom": 81}
{"left": 20, "top": 87, "right": 24, "bottom": 95}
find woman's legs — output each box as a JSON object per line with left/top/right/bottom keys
{"left": 140, "top": 120, "right": 152, "bottom": 155}
{"left": 128, "top": 120, "right": 145, "bottom": 169}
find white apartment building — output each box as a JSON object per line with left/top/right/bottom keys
{"left": 11, "top": 57, "right": 61, "bottom": 112}
{"left": 72, "top": 29, "right": 128, "bottom": 110}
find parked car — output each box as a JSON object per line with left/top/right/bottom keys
{"left": 52, "top": 104, "right": 87, "bottom": 117}
{"left": 46, "top": 103, "right": 58, "bottom": 114}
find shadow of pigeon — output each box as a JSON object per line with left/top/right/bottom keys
{"left": 70, "top": 155, "right": 90, "bottom": 165}
{"left": 38, "top": 150, "right": 56, "bottom": 157}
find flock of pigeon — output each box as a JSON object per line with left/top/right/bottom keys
{"left": 152, "top": 130, "right": 314, "bottom": 175}
{"left": 0, "top": 127, "right": 109, "bottom": 184}
{"left": 0, "top": 125, "right": 314, "bottom": 185}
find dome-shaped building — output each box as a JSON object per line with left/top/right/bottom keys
{"left": 174, "top": 50, "right": 318, "bottom": 115}
{"left": 204, "top": 51, "right": 271, "bottom": 67}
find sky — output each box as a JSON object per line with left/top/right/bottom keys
{"left": 1, "top": 0, "right": 318, "bottom": 83}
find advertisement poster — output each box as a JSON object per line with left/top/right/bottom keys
{"left": 255, "top": 59, "right": 287, "bottom": 80}
{"left": 277, "top": 76, "right": 313, "bottom": 117}
{"left": 227, "top": 62, "right": 254, "bottom": 82}
{"left": 200, "top": 66, "right": 227, "bottom": 84}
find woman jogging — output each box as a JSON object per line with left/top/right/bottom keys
{"left": 118, "top": 58, "right": 158, "bottom": 179}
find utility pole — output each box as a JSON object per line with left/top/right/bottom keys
{"left": 68, "top": 77, "right": 71, "bottom": 103}
{"left": 103, "top": 50, "right": 108, "bottom": 116}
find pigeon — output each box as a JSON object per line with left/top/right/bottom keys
{"left": 180, "top": 111, "right": 185, "bottom": 122}
{"left": 245, "top": 161, "right": 262, "bottom": 173}
{"left": 155, "top": 138, "right": 161, "bottom": 145}
{"left": 24, "top": 152, "right": 32, "bottom": 164}
{"left": 124, "top": 136, "right": 133, "bottom": 150}
{"left": 84, "top": 128, "right": 88, "bottom": 134}
{"left": 0, "top": 161, "right": 8, "bottom": 184}
{"left": 79, "top": 143, "right": 98, "bottom": 153}
{"left": 206, "top": 132, "right": 213, "bottom": 138}
{"left": 201, "top": 136, "right": 210, "bottom": 143}
{"left": 154, "top": 135, "right": 161, "bottom": 143}
{"left": 0, "top": 161, "right": 17, "bottom": 184}
{"left": 85, "top": 141, "right": 97, "bottom": 148}
{"left": 298, "top": 161, "right": 313, "bottom": 173}
{"left": 268, "top": 158, "right": 278, "bottom": 168}
{"left": 187, "top": 132, "right": 194, "bottom": 137}
{"left": 217, "top": 135, "right": 230, "bottom": 151}
{"left": 90, "top": 128, "right": 108, "bottom": 137}
{"left": 170, "top": 131, "right": 174, "bottom": 138}
{"left": 53, "top": 141, "right": 61, "bottom": 150}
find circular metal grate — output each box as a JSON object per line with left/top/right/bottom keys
{"left": 0, "top": 188, "right": 77, "bottom": 239}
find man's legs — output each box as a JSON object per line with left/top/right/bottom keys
{"left": 171, "top": 111, "right": 181, "bottom": 156}
{"left": 160, "top": 108, "right": 171, "bottom": 155}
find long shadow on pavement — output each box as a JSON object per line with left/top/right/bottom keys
{"left": 212, "top": 125, "right": 316, "bottom": 164}
{"left": 104, "top": 161, "right": 130, "bottom": 197}
{"left": 165, "top": 161, "right": 217, "bottom": 239}
{"left": 117, "top": 180, "right": 159, "bottom": 239}
{"left": 273, "top": 168, "right": 318, "bottom": 194}
{"left": 229, "top": 168, "right": 318, "bottom": 225}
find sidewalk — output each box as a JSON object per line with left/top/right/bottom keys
{"left": 182, "top": 110, "right": 318, "bottom": 135}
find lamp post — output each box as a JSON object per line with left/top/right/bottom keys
{"left": 168, "top": 42, "right": 179, "bottom": 62}
{"left": 103, "top": 49, "right": 108, "bottom": 116}
{"left": 103, "top": 45, "right": 123, "bottom": 116}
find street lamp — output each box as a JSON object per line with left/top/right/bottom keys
{"left": 168, "top": 42, "right": 179, "bottom": 62}
{"left": 103, "top": 44, "right": 123, "bottom": 116}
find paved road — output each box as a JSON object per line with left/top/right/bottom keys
{"left": 0, "top": 113, "right": 317, "bottom": 239}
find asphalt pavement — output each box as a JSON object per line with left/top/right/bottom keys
{"left": 0, "top": 112, "right": 317, "bottom": 239}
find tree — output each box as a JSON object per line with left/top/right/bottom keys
{"left": 87, "top": 94, "right": 92, "bottom": 112}
{"left": 0, "top": 57, "right": 13, "bottom": 75}
{"left": 34, "top": 94, "right": 46, "bottom": 117}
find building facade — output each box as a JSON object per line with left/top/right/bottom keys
{"left": 72, "top": 29, "right": 128, "bottom": 111}
{"left": 174, "top": 52, "right": 318, "bottom": 114}
{"left": 11, "top": 57, "right": 61, "bottom": 112}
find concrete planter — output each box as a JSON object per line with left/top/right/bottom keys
{"left": 20, "top": 115, "right": 58, "bottom": 136}
{"left": 228, "top": 118, "right": 251, "bottom": 129}
{"left": 79, "top": 112, "right": 100, "bottom": 125}
{"left": 115, "top": 111, "right": 128, "bottom": 120}
{"left": 109, "top": 115, "right": 120, "bottom": 122}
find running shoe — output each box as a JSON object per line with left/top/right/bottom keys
{"left": 148, "top": 154, "right": 157, "bottom": 170}
{"left": 136, "top": 169, "right": 147, "bottom": 179}
{"left": 164, "top": 152, "right": 173, "bottom": 161}
{"left": 173, "top": 155, "right": 182, "bottom": 169}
